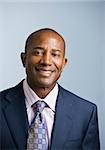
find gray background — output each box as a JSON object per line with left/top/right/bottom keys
{"left": 0, "top": 1, "right": 105, "bottom": 149}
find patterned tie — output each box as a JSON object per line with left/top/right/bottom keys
{"left": 27, "top": 101, "right": 48, "bottom": 150}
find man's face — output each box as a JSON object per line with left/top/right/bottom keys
{"left": 21, "top": 31, "right": 67, "bottom": 89}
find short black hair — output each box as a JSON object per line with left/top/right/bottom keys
{"left": 25, "top": 28, "right": 65, "bottom": 53}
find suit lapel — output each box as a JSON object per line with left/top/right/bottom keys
{"left": 50, "top": 86, "right": 73, "bottom": 149}
{"left": 2, "top": 81, "right": 29, "bottom": 148}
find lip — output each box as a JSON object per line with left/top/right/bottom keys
{"left": 35, "top": 68, "right": 54, "bottom": 77}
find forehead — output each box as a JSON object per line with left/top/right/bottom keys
{"left": 27, "top": 30, "right": 65, "bottom": 50}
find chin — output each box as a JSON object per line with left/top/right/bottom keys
{"left": 38, "top": 83, "right": 53, "bottom": 88}
{"left": 36, "top": 80, "right": 55, "bottom": 88}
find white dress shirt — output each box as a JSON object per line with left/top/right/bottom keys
{"left": 23, "top": 79, "right": 58, "bottom": 145}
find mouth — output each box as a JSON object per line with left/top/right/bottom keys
{"left": 35, "top": 67, "right": 54, "bottom": 77}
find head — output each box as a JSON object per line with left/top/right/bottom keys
{"left": 21, "top": 28, "right": 68, "bottom": 90}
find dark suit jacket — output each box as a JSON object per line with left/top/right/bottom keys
{"left": 0, "top": 81, "right": 100, "bottom": 150}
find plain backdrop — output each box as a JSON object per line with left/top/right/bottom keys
{"left": 0, "top": 1, "right": 105, "bottom": 149}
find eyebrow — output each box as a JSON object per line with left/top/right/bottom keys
{"left": 52, "top": 49, "right": 61, "bottom": 53}
{"left": 33, "top": 47, "right": 44, "bottom": 50}
{"left": 33, "top": 47, "right": 61, "bottom": 52}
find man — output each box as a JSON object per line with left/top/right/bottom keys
{"left": 0, "top": 28, "right": 100, "bottom": 150}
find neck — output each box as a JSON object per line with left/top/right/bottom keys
{"left": 34, "top": 87, "right": 54, "bottom": 99}
{"left": 27, "top": 82, "right": 56, "bottom": 99}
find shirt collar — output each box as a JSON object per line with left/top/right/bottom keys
{"left": 23, "top": 79, "right": 58, "bottom": 112}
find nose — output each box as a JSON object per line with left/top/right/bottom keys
{"left": 40, "top": 51, "right": 52, "bottom": 65}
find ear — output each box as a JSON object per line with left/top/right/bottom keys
{"left": 21, "top": 52, "right": 26, "bottom": 68}
{"left": 64, "top": 58, "right": 68, "bottom": 66}
{"left": 61, "top": 58, "right": 68, "bottom": 71}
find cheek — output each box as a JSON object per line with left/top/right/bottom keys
{"left": 25, "top": 56, "right": 37, "bottom": 67}
{"left": 25, "top": 60, "right": 34, "bottom": 74}
{"left": 54, "top": 59, "right": 65, "bottom": 71}
{"left": 31, "top": 56, "right": 39, "bottom": 62}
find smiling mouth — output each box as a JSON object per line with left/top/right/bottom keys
{"left": 35, "top": 68, "right": 54, "bottom": 77}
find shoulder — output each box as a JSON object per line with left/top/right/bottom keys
{"left": 0, "top": 86, "right": 14, "bottom": 101}
{"left": 0, "top": 81, "right": 24, "bottom": 103}
{"left": 1, "top": 80, "right": 23, "bottom": 93}
{"left": 58, "top": 85, "right": 97, "bottom": 110}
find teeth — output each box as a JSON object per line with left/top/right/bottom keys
{"left": 40, "top": 70, "right": 51, "bottom": 73}
{"left": 37, "top": 69, "right": 52, "bottom": 76}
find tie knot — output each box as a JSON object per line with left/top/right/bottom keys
{"left": 33, "top": 100, "right": 46, "bottom": 114}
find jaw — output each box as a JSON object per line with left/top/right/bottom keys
{"left": 27, "top": 70, "right": 60, "bottom": 88}
{"left": 26, "top": 63, "right": 62, "bottom": 91}
{"left": 27, "top": 75, "right": 57, "bottom": 98}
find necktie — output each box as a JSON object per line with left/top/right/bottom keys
{"left": 27, "top": 101, "right": 48, "bottom": 150}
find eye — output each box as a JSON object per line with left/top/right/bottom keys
{"left": 52, "top": 52, "right": 60, "bottom": 57}
{"left": 31, "top": 48, "right": 44, "bottom": 56}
